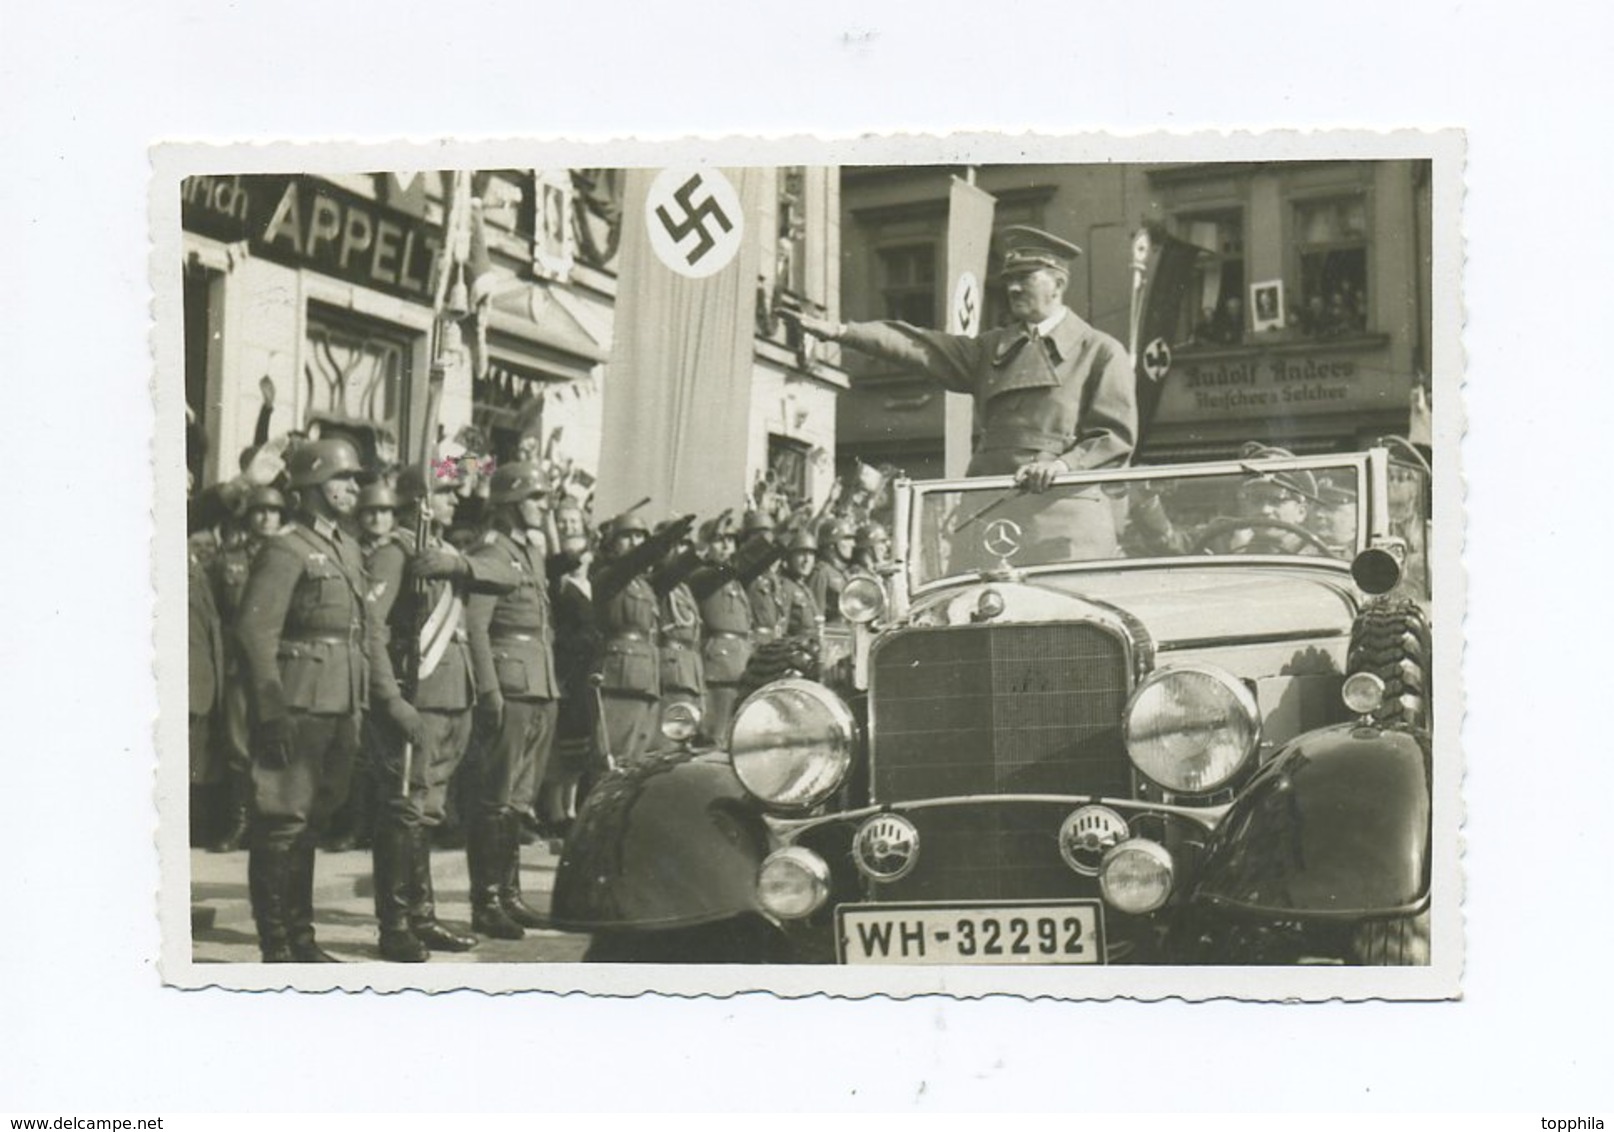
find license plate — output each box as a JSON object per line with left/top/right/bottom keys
{"left": 836, "top": 901, "right": 1105, "bottom": 965}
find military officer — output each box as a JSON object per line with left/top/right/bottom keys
{"left": 687, "top": 512, "right": 754, "bottom": 746}
{"left": 208, "top": 485, "right": 289, "bottom": 853}
{"left": 593, "top": 509, "right": 693, "bottom": 767}
{"left": 366, "top": 463, "right": 516, "bottom": 962}
{"left": 778, "top": 529, "right": 825, "bottom": 638}
{"left": 651, "top": 518, "right": 706, "bottom": 737}
{"left": 543, "top": 515, "right": 600, "bottom": 834}
{"left": 787, "top": 226, "right": 1136, "bottom": 558}
{"left": 463, "top": 462, "right": 561, "bottom": 940}
{"left": 235, "top": 438, "right": 370, "bottom": 963}
{"left": 808, "top": 516, "right": 858, "bottom": 625}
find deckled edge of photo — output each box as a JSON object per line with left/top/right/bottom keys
{"left": 149, "top": 128, "right": 1466, "bottom": 1001}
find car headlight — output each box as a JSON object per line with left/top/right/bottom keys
{"left": 1123, "top": 665, "right": 1259, "bottom": 793}
{"left": 660, "top": 700, "right": 701, "bottom": 743}
{"left": 757, "top": 846, "right": 831, "bottom": 919}
{"left": 730, "top": 678, "right": 857, "bottom": 809}
{"left": 839, "top": 575, "right": 886, "bottom": 625}
{"left": 1099, "top": 839, "right": 1174, "bottom": 914}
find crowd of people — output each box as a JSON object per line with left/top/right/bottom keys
{"left": 186, "top": 425, "right": 897, "bottom": 963}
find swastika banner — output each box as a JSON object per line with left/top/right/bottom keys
{"left": 1128, "top": 225, "right": 1205, "bottom": 449}
{"left": 598, "top": 167, "right": 764, "bottom": 522}
{"left": 943, "top": 177, "right": 996, "bottom": 478}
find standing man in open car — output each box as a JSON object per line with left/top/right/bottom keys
{"left": 235, "top": 438, "right": 369, "bottom": 963}
{"left": 787, "top": 223, "right": 1136, "bottom": 499}
{"left": 365, "top": 462, "right": 517, "bottom": 962}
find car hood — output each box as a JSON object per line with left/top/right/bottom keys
{"left": 912, "top": 566, "right": 1358, "bottom": 648}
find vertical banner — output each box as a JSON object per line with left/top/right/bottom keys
{"left": 943, "top": 176, "right": 996, "bottom": 479}
{"left": 1128, "top": 224, "right": 1204, "bottom": 449}
{"left": 598, "top": 167, "right": 764, "bottom": 521}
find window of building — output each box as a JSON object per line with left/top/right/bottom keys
{"left": 876, "top": 242, "right": 938, "bottom": 326}
{"left": 776, "top": 166, "right": 809, "bottom": 297}
{"left": 304, "top": 304, "right": 417, "bottom": 452}
{"left": 1177, "top": 210, "right": 1245, "bottom": 347}
{"left": 1293, "top": 195, "right": 1370, "bottom": 338}
{"left": 766, "top": 433, "right": 813, "bottom": 510}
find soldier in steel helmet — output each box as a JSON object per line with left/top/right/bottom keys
{"left": 593, "top": 505, "right": 694, "bottom": 767}
{"left": 234, "top": 437, "right": 372, "bottom": 962}
{"left": 651, "top": 516, "right": 707, "bottom": 740}
{"left": 687, "top": 510, "right": 759, "bottom": 746}
{"left": 853, "top": 521, "right": 892, "bottom": 573}
{"left": 355, "top": 481, "right": 399, "bottom": 551}
{"left": 743, "top": 509, "right": 791, "bottom": 644}
{"left": 365, "top": 461, "right": 518, "bottom": 961}
{"left": 779, "top": 528, "right": 825, "bottom": 638}
{"left": 462, "top": 461, "right": 562, "bottom": 940}
{"left": 207, "top": 484, "right": 289, "bottom": 853}
{"left": 808, "top": 516, "right": 858, "bottom": 625}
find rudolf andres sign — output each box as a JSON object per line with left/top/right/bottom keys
{"left": 1152, "top": 340, "right": 1408, "bottom": 422}
{"left": 181, "top": 174, "right": 442, "bottom": 304}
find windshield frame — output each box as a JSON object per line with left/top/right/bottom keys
{"left": 897, "top": 450, "right": 1387, "bottom": 599}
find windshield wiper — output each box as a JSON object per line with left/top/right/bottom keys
{"left": 948, "top": 486, "right": 1024, "bottom": 536}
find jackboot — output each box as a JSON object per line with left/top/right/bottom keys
{"left": 498, "top": 811, "right": 547, "bottom": 929}
{"left": 247, "top": 840, "right": 295, "bottom": 963}
{"left": 286, "top": 834, "right": 341, "bottom": 962}
{"left": 374, "top": 824, "right": 428, "bottom": 963}
{"left": 408, "top": 825, "right": 476, "bottom": 952}
{"left": 208, "top": 769, "right": 252, "bottom": 853}
{"left": 467, "top": 814, "right": 524, "bottom": 941}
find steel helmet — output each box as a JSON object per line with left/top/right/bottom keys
{"left": 356, "top": 482, "right": 399, "bottom": 512}
{"left": 286, "top": 438, "right": 363, "bottom": 488}
{"left": 701, "top": 512, "right": 741, "bottom": 542}
{"left": 818, "top": 516, "right": 856, "bottom": 545}
{"left": 786, "top": 528, "right": 818, "bottom": 553}
{"left": 608, "top": 511, "right": 650, "bottom": 539}
{"left": 742, "top": 509, "right": 776, "bottom": 536}
{"left": 396, "top": 462, "right": 463, "bottom": 502}
{"left": 244, "top": 485, "right": 288, "bottom": 514}
{"left": 488, "top": 461, "right": 550, "bottom": 505}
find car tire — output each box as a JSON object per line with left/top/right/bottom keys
{"left": 1347, "top": 597, "right": 1431, "bottom": 730}
{"left": 1349, "top": 912, "right": 1431, "bottom": 965}
{"left": 582, "top": 914, "right": 792, "bottom": 964}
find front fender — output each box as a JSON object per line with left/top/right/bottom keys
{"left": 548, "top": 748, "right": 771, "bottom": 932}
{"left": 1192, "top": 723, "right": 1430, "bottom": 918}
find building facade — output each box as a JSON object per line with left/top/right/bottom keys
{"left": 836, "top": 160, "right": 1433, "bottom": 473}
{"left": 181, "top": 167, "right": 845, "bottom": 513}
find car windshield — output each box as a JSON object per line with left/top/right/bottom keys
{"left": 909, "top": 460, "right": 1368, "bottom": 587}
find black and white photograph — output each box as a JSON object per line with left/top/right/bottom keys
{"left": 158, "top": 139, "right": 1461, "bottom": 998}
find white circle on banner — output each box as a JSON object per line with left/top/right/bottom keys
{"left": 1143, "top": 336, "right": 1173, "bottom": 382}
{"left": 645, "top": 168, "right": 745, "bottom": 279}
{"left": 951, "top": 270, "right": 981, "bottom": 335}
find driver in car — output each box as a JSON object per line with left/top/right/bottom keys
{"left": 1124, "top": 444, "right": 1329, "bottom": 557}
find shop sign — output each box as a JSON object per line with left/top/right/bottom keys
{"left": 1152, "top": 345, "right": 1408, "bottom": 423}
{"left": 181, "top": 174, "right": 441, "bottom": 304}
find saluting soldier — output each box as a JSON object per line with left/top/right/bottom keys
{"left": 542, "top": 510, "right": 600, "bottom": 836}
{"left": 235, "top": 438, "right": 370, "bottom": 963}
{"left": 593, "top": 509, "right": 694, "bottom": 767}
{"left": 209, "top": 485, "right": 289, "bottom": 853}
{"left": 365, "top": 463, "right": 516, "bottom": 962}
{"left": 687, "top": 512, "right": 754, "bottom": 747}
{"left": 778, "top": 528, "right": 825, "bottom": 638}
{"left": 463, "top": 462, "right": 561, "bottom": 941}
{"left": 808, "top": 516, "right": 858, "bottom": 626}
{"left": 743, "top": 509, "right": 790, "bottom": 644}
{"left": 651, "top": 518, "right": 706, "bottom": 737}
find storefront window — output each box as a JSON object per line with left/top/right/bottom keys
{"left": 1293, "top": 196, "right": 1370, "bottom": 338}
{"left": 1178, "top": 210, "right": 1245, "bottom": 347}
{"left": 304, "top": 305, "right": 415, "bottom": 443}
{"left": 877, "top": 242, "right": 938, "bottom": 326}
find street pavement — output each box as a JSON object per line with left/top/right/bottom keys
{"left": 190, "top": 838, "right": 591, "bottom": 964}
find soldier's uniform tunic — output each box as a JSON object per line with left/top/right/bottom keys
{"left": 592, "top": 563, "right": 661, "bottom": 767}
{"left": 235, "top": 514, "right": 371, "bottom": 851}
{"left": 689, "top": 565, "right": 753, "bottom": 747}
{"left": 747, "top": 569, "right": 788, "bottom": 644}
{"left": 807, "top": 555, "right": 851, "bottom": 625}
{"left": 779, "top": 572, "right": 823, "bottom": 638}
{"left": 368, "top": 529, "right": 514, "bottom": 826}
{"left": 657, "top": 578, "right": 706, "bottom": 727}
{"left": 465, "top": 527, "right": 560, "bottom": 818}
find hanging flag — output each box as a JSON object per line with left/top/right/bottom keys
{"left": 1128, "top": 224, "right": 1206, "bottom": 449}
{"left": 942, "top": 177, "right": 996, "bottom": 478}
{"left": 597, "top": 167, "right": 764, "bottom": 521}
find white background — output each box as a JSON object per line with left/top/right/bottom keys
{"left": 3, "top": 0, "right": 1610, "bottom": 1112}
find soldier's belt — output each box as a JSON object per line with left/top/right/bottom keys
{"left": 610, "top": 630, "right": 649, "bottom": 643}
{"left": 285, "top": 632, "right": 362, "bottom": 645}
{"left": 706, "top": 630, "right": 749, "bottom": 641}
{"left": 491, "top": 632, "right": 543, "bottom": 643}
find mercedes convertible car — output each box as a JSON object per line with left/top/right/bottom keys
{"left": 549, "top": 443, "right": 1434, "bottom": 966}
